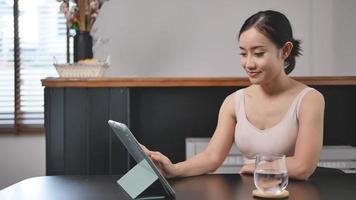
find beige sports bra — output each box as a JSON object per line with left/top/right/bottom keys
{"left": 234, "top": 87, "right": 314, "bottom": 162}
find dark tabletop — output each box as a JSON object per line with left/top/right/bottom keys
{"left": 1, "top": 170, "right": 356, "bottom": 200}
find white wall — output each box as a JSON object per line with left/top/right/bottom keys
{"left": 332, "top": 0, "right": 356, "bottom": 75}
{"left": 93, "top": 0, "right": 356, "bottom": 77}
{"left": 0, "top": 135, "right": 45, "bottom": 189}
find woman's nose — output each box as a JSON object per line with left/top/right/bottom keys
{"left": 245, "top": 56, "right": 256, "bottom": 69}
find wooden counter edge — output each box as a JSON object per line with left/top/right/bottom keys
{"left": 41, "top": 76, "right": 356, "bottom": 87}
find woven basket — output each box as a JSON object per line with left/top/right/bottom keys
{"left": 54, "top": 63, "right": 108, "bottom": 78}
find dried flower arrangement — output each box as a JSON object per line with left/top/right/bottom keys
{"left": 58, "top": 0, "right": 108, "bottom": 31}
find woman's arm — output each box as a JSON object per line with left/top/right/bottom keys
{"left": 144, "top": 93, "right": 237, "bottom": 178}
{"left": 240, "top": 89, "right": 325, "bottom": 180}
{"left": 287, "top": 89, "right": 325, "bottom": 180}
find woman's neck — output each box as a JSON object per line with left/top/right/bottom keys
{"left": 257, "top": 71, "right": 293, "bottom": 96}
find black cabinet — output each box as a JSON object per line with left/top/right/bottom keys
{"left": 45, "top": 88, "right": 130, "bottom": 175}
{"left": 44, "top": 84, "right": 356, "bottom": 175}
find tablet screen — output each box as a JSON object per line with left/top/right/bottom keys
{"left": 108, "top": 120, "right": 176, "bottom": 199}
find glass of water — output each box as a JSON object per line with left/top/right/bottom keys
{"left": 254, "top": 154, "right": 288, "bottom": 194}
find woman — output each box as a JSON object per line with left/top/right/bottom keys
{"left": 141, "top": 10, "right": 324, "bottom": 180}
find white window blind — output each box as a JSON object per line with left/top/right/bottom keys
{"left": 0, "top": 0, "right": 69, "bottom": 132}
{"left": 0, "top": 0, "right": 15, "bottom": 130}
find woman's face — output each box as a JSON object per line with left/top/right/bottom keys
{"left": 239, "top": 28, "right": 285, "bottom": 85}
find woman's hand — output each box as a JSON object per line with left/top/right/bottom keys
{"left": 239, "top": 163, "right": 255, "bottom": 174}
{"left": 140, "top": 144, "right": 178, "bottom": 178}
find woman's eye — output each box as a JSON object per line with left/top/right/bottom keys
{"left": 240, "top": 53, "right": 247, "bottom": 57}
{"left": 255, "top": 52, "right": 264, "bottom": 57}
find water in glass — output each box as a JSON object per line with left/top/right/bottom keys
{"left": 254, "top": 154, "right": 288, "bottom": 194}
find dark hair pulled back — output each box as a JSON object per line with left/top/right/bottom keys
{"left": 238, "top": 10, "right": 302, "bottom": 74}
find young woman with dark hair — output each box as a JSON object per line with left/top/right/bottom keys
{"left": 141, "top": 10, "right": 324, "bottom": 181}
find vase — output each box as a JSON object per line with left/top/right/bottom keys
{"left": 74, "top": 31, "right": 93, "bottom": 62}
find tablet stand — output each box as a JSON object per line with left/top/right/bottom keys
{"left": 117, "top": 159, "right": 165, "bottom": 199}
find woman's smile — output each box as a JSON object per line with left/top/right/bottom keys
{"left": 247, "top": 71, "right": 261, "bottom": 78}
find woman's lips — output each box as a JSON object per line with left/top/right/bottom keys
{"left": 247, "top": 71, "right": 260, "bottom": 78}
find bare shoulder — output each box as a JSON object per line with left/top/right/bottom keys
{"left": 293, "top": 80, "right": 325, "bottom": 107}
{"left": 224, "top": 91, "right": 238, "bottom": 104}
{"left": 220, "top": 90, "right": 240, "bottom": 117}
{"left": 299, "top": 88, "right": 325, "bottom": 116}
{"left": 303, "top": 88, "right": 325, "bottom": 106}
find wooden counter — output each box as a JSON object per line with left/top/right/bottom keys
{"left": 42, "top": 76, "right": 356, "bottom": 87}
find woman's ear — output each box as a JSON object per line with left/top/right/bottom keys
{"left": 282, "top": 41, "right": 293, "bottom": 60}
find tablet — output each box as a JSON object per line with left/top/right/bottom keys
{"left": 108, "top": 120, "right": 176, "bottom": 199}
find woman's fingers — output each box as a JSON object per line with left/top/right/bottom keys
{"left": 151, "top": 156, "right": 168, "bottom": 175}
{"left": 136, "top": 144, "right": 176, "bottom": 177}
{"left": 139, "top": 143, "right": 153, "bottom": 156}
{"left": 137, "top": 147, "right": 175, "bottom": 177}
{"left": 153, "top": 152, "right": 171, "bottom": 165}
{"left": 149, "top": 152, "right": 169, "bottom": 167}
{"left": 239, "top": 164, "right": 255, "bottom": 174}
{"left": 150, "top": 153, "right": 164, "bottom": 163}
{"left": 139, "top": 143, "right": 149, "bottom": 152}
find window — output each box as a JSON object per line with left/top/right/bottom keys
{"left": 0, "top": 0, "right": 68, "bottom": 133}
{"left": 0, "top": 0, "right": 14, "bottom": 130}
